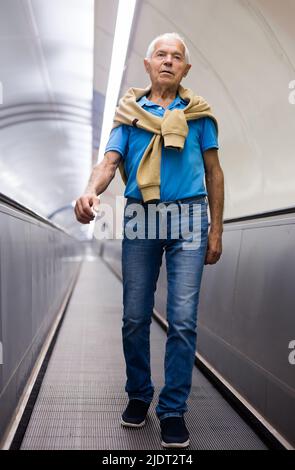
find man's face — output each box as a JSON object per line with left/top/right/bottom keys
{"left": 144, "top": 39, "right": 191, "bottom": 88}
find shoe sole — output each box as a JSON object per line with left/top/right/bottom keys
{"left": 121, "top": 418, "right": 146, "bottom": 428}
{"left": 161, "top": 439, "right": 190, "bottom": 448}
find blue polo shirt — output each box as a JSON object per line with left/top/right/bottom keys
{"left": 105, "top": 93, "right": 219, "bottom": 201}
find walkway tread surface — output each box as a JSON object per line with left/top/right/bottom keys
{"left": 21, "top": 257, "right": 267, "bottom": 450}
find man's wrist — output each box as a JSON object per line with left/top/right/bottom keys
{"left": 209, "top": 225, "right": 223, "bottom": 236}
{"left": 85, "top": 186, "right": 98, "bottom": 196}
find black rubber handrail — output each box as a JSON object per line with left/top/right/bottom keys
{"left": 223, "top": 205, "right": 295, "bottom": 224}
{"left": 0, "top": 192, "right": 78, "bottom": 239}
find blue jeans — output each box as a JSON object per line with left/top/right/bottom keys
{"left": 121, "top": 196, "right": 208, "bottom": 420}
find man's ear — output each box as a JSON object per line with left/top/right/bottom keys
{"left": 183, "top": 63, "right": 192, "bottom": 77}
{"left": 144, "top": 58, "right": 150, "bottom": 74}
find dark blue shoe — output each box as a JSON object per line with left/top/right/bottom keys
{"left": 121, "top": 399, "right": 150, "bottom": 427}
{"left": 160, "top": 416, "right": 190, "bottom": 448}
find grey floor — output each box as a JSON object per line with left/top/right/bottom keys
{"left": 21, "top": 257, "right": 267, "bottom": 450}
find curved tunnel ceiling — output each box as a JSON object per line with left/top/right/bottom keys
{"left": 0, "top": 0, "right": 100, "bottom": 239}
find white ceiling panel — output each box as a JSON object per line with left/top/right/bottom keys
{"left": 94, "top": 0, "right": 119, "bottom": 35}
{"left": 0, "top": 0, "right": 32, "bottom": 38}
{"left": 0, "top": 37, "right": 49, "bottom": 104}
{"left": 31, "top": 0, "right": 94, "bottom": 46}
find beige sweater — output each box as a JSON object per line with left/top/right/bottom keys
{"left": 112, "top": 84, "right": 218, "bottom": 202}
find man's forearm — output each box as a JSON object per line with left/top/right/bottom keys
{"left": 85, "top": 160, "right": 115, "bottom": 195}
{"left": 205, "top": 167, "right": 224, "bottom": 234}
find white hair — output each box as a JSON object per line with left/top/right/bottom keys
{"left": 145, "top": 33, "right": 191, "bottom": 64}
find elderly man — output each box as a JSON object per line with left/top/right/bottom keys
{"left": 75, "top": 32, "right": 224, "bottom": 448}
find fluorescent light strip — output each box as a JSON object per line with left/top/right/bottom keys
{"left": 97, "top": 0, "right": 137, "bottom": 163}
{"left": 88, "top": 0, "right": 136, "bottom": 240}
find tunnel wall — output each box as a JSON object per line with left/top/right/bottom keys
{"left": 0, "top": 196, "right": 83, "bottom": 444}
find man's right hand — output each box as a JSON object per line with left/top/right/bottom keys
{"left": 74, "top": 193, "right": 100, "bottom": 224}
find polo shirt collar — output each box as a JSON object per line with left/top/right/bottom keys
{"left": 137, "top": 94, "right": 187, "bottom": 108}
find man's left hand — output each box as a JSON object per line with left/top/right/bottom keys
{"left": 204, "top": 230, "right": 222, "bottom": 265}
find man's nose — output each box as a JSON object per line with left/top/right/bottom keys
{"left": 163, "top": 56, "right": 173, "bottom": 65}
